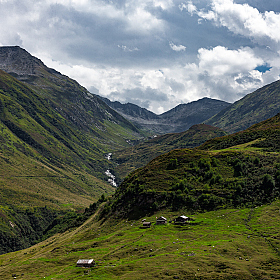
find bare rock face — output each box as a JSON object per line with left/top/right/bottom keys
{"left": 0, "top": 46, "right": 43, "bottom": 75}
{"left": 0, "top": 46, "right": 60, "bottom": 83}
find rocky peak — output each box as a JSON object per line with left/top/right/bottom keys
{"left": 0, "top": 46, "right": 59, "bottom": 78}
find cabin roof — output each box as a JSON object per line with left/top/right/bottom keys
{"left": 77, "top": 259, "right": 94, "bottom": 265}
{"left": 179, "top": 215, "right": 188, "bottom": 219}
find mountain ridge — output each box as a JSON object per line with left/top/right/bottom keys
{"left": 99, "top": 95, "right": 231, "bottom": 134}
{"left": 206, "top": 79, "right": 280, "bottom": 133}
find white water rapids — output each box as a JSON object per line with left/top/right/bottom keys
{"left": 105, "top": 153, "right": 117, "bottom": 187}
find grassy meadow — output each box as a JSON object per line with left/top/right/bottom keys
{"left": 0, "top": 201, "right": 279, "bottom": 279}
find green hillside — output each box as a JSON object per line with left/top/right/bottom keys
{"left": 200, "top": 113, "right": 280, "bottom": 152}
{"left": 113, "top": 124, "right": 227, "bottom": 180}
{"left": 0, "top": 114, "right": 279, "bottom": 279}
{"left": 206, "top": 80, "right": 280, "bottom": 133}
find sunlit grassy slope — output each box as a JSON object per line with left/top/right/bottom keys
{"left": 0, "top": 59, "right": 144, "bottom": 253}
{"left": 0, "top": 201, "right": 279, "bottom": 279}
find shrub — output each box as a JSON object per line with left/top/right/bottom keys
{"left": 262, "top": 174, "right": 275, "bottom": 193}
{"left": 168, "top": 158, "right": 178, "bottom": 169}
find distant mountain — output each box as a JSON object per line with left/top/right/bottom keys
{"left": 158, "top": 97, "right": 231, "bottom": 133}
{"left": 98, "top": 96, "right": 158, "bottom": 121}
{"left": 99, "top": 95, "right": 231, "bottom": 134}
{"left": 206, "top": 80, "right": 280, "bottom": 133}
{"left": 112, "top": 124, "right": 227, "bottom": 180}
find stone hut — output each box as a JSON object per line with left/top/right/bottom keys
{"left": 156, "top": 216, "right": 167, "bottom": 225}
{"left": 142, "top": 221, "right": 151, "bottom": 228}
{"left": 76, "top": 259, "right": 95, "bottom": 268}
{"left": 174, "top": 215, "right": 190, "bottom": 224}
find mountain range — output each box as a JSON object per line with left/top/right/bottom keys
{"left": 99, "top": 95, "right": 231, "bottom": 134}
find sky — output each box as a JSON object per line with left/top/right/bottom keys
{"left": 1, "top": 0, "right": 280, "bottom": 114}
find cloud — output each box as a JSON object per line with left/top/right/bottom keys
{"left": 185, "top": 0, "right": 280, "bottom": 45}
{"left": 169, "top": 42, "right": 186, "bottom": 51}
{"left": 0, "top": 0, "right": 280, "bottom": 114}
{"left": 197, "top": 46, "right": 263, "bottom": 76}
{"left": 180, "top": 45, "right": 265, "bottom": 101}
{"left": 118, "top": 45, "right": 140, "bottom": 52}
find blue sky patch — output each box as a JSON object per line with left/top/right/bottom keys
{"left": 255, "top": 64, "right": 272, "bottom": 73}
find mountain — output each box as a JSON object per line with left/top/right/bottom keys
{"left": 98, "top": 96, "right": 158, "bottom": 121}
{"left": 0, "top": 46, "right": 146, "bottom": 253}
{"left": 205, "top": 79, "right": 280, "bottom": 133}
{"left": 112, "top": 124, "right": 227, "bottom": 180}
{"left": 0, "top": 46, "right": 141, "bottom": 142}
{"left": 0, "top": 47, "right": 145, "bottom": 177}
{"left": 158, "top": 97, "right": 231, "bottom": 133}
{"left": 100, "top": 95, "right": 231, "bottom": 134}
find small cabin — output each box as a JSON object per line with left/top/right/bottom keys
{"left": 174, "top": 215, "right": 190, "bottom": 224}
{"left": 76, "top": 259, "right": 95, "bottom": 268}
{"left": 142, "top": 221, "right": 151, "bottom": 228}
{"left": 156, "top": 216, "right": 167, "bottom": 225}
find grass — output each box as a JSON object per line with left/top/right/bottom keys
{"left": 0, "top": 201, "right": 279, "bottom": 279}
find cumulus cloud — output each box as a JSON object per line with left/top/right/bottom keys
{"left": 185, "top": 0, "right": 280, "bottom": 44}
{"left": 179, "top": 45, "right": 265, "bottom": 101}
{"left": 197, "top": 46, "right": 263, "bottom": 76}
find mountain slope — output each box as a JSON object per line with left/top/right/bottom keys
{"left": 0, "top": 201, "right": 280, "bottom": 279}
{"left": 206, "top": 79, "right": 280, "bottom": 133}
{"left": 0, "top": 46, "right": 145, "bottom": 253}
{"left": 200, "top": 112, "right": 280, "bottom": 151}
{"left": 0, "top": 69, "right": 119, "bottom": 253}
{"left": 100, "top": 95, "right": 231, "bottom": 134}
{"left": 0, "top": 46, "right": 143, "bottom": 151}
{"left": 112, "top": 124, "right": 227, "bottom": 180}
{"left": 158, "top": 97, "right": 231, "bottom": 133}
